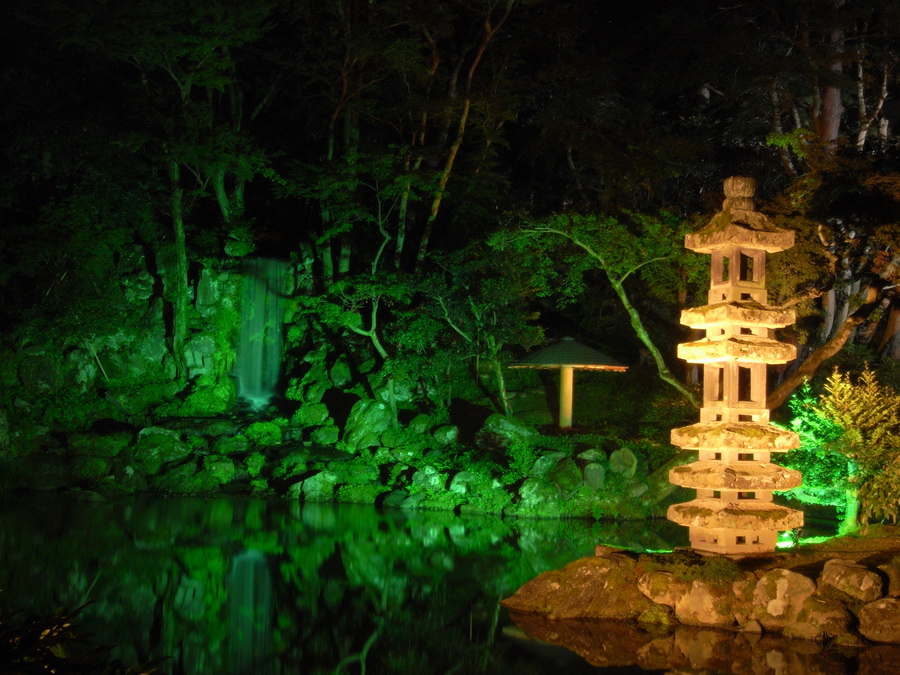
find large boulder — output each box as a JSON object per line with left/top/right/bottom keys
{"left": 674, "top": 580, "right": 736, "bottom": 627}
{"left": 858, "top": 598, "right": 900, "bottom": 643}
{"left": 881, "top": 559, "right": 900, "bottom": 597}
{"left": 517, "top": 476, "right": 562, "bottom": 517}
{"left": 638, "top": 571, "right": 689, "bottom": 608}
{"left": 326, "top": 459, "right": 379, "bottom": 485}
{"left": 432, "top": 425, "right": 458, "bottom": 446}
{"left": 609, "top": 447, "right": 638, "bottom": 477}
{"left": 134, "top": 427, "right": 192, "bottom": 476}
{"left": 343, "top": 399, "right": 393, "bottom": 451}
{"left": 531, "top": 451, "right": 567, "bottom": 477}
{"left": 547, "top": 457, "right": 583, "bottom": 500}
{"left": 292, "top": 403, "right": 330, "bottom": 427}
{"left": 300, "top": 470, "right": 339, "bottom": 501}
{"left": 782, "top": 597, "right": 853, "bottom": 641}
{"left": 502, "top": 554, "right": 653, "bottom": 621}
{"left": 583, "top": 462, "right": 606, "bottom": 489}
{"left": 751, "top": 569, "right": 816, "bottom": 631}
{"left": 818, "top": 558, "right": 883, "bottom": 602}
{"left": 477, "top": 414, "right": 538, "bottom": 447}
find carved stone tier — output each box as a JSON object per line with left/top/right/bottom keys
{"left": 668, "top": 498, "right": 804, "bottom": 531}
{"left": 669, "top": 461, "right": 802, "bottom": 491}
{"left": 680, "top": 301, "right": 795, "bottom": 330}
{"left": 685, "top": 213, "right": 795, "bottom": 253}
{"left": 681, "top": 529, "right": 779, "bottom": 555}
{"left": 677, "top": 336, "right": 797, "bottom": 363}
{"left": 671, "top": 421, "right": 800, "bottom": 452}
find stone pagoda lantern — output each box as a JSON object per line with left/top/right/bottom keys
{"left": 667, "top": 176, "right": 803, "bottom": 554}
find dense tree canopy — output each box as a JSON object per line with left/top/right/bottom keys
{"left": 3, "top": 0, "right": 900, "bottom": 414}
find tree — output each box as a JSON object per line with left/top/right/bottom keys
{"left": 416, "top": 250, "right": 544, "bottom": 415}
{"left": 783, "top": 367, "right": 900, "bottom": 532}
{"left": 275, "top": 0, "right": 520, "bottom": 281}
{"left": 52, "top": 0, "right": 275, "bottom": 374}
{"left": 490, "top": 211, "right": 702, "bottom": 407}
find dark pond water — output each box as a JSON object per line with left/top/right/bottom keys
{"left": 0, "top": 494, "right": 679, "bottom": 674}
{"left": 0, "top": 495, "right": 892, "bottom": 674}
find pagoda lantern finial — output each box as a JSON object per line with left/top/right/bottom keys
{"left": 667, "top": 177, "right": 803, "bottom": 554}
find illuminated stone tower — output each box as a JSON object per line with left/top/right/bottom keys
{"left": 667, "top": 176, "right": 803, "bottom": 554}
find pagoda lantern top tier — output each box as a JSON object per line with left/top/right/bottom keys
{"left": 685, "top": 176, "right": 794, "bottom": 254}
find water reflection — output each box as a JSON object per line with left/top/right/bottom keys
{"left": 0, "top": 494, "right": 671, "bottom": 674}
{"left": 2, "top": 495, "right": 883, "bottom": 674}
{"left": 507, "top": 611, "right": 900, "bottom": 674}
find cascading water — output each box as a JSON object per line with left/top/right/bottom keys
{"left": 235, "top": 258, "right": 287, "bottom": 411}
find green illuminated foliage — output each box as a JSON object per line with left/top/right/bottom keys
{"left": 491, "top": 211, "right": 701, "bottom": 407}
{"left": 782, "top": 368, "right": 900, "bottom": 527}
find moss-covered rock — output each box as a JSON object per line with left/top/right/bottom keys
{"left": 67, "top": 431, "right": 133, "bottom": 458}
{"left": 245, "top": 421, "right": 282, "bottom": 447}
{"left": 310, "top": 425, "right": 339, "bottom": 445}
{"left": 343, "top": 399, "right": 393, "bottom": 451}
{"left": 432, "top": 425, "right": 458, "bottom": 446}
{"left": 547, "top": 457, "right": 583, "bottom": 500}
{"left": 300, "top": 470, "right": 339, "bottom": 501}
{"left": 211, "top": 434, "right": 249, "bottom": 455}
{"left": 336, "top": 484, "right": 386, "bottom": 504}
{"left": 477, "top": 414, "right": 539, "bottom": 448}
{"left": 203, "top": 456, "right": 236, "bottom": 485}
{"left": 134, "top": 428, "right": 192, "bottom": 476}
{"left": 292, "top": 403, "right": 330, "bottom": 427}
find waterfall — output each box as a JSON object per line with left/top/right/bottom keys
{"left": 227, "top": 550, "right": 273, "bottom": 675}
{"left": 236, "top": 258, "right": 287, "bottom": 410}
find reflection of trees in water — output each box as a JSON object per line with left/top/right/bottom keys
{"left": 0, "top": 496, "right": 696, "bottom": 673}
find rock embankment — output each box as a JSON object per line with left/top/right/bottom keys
{"left": 501, "top": 545, "right": 900, "bottom": 645}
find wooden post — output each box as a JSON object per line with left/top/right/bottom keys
{"left": 559, "top": 366, "right": 574, "bottom": 428}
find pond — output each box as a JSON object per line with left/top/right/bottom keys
{"left": 0, "top": 494, "right": 678, "bottom": 674}
{"left": 0, "top": 495, "right": 891, "bottom": 674}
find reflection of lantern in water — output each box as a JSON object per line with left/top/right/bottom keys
{"left": 667, "top": 176, "right": 803, "bottom": 554}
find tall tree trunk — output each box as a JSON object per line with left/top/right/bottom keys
{"left": 818, "top": 24, "right": 845, "bottom": 148}
{"left": 818, "top": 288, "right": 837, "bottom": 343}
{"left": 415, "top": 98, "right": 471, "bottom": 271}
{"left": 212, "top": 165, "right": 231, "bottom": 224}
{"left": 413, "top": 0, "right": 514, "bottom": 272}
{"left": 877, "top": 307, "right": 900, "bottom": 359}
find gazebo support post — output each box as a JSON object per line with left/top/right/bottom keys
{"left": 559, "top": 365, "right": 574, "bottom": 428}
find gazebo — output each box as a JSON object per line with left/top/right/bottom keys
{"left": 510, "top": 336, "right": 628, "bottom": 428}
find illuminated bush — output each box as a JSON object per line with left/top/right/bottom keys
{"left": 781, "top": 368, "right": 900, "bottom": 527}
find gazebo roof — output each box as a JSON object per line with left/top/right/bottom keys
{"left": 510, "top": 336, "right": 628, "bottom": 371}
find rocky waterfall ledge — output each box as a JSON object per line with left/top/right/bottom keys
{"left": 501, "top": 541, "right": 900, "bottom": 669}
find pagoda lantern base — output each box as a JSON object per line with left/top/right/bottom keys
{"left": 681, "top": 528, "right": 780, "bottom": 555}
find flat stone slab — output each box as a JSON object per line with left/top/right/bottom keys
{"left": 669, "top": 461, "right": 801, "bottom": 491}
{"left": 671, "top": 421, "right": 800, "bottom": 452}
{"left": 678, "top": 336, "right": 797, "bottom": 364}
{"left": 680, "top": 301, "right": 796, "bottom": 329}
{"left": 667, "top": 498, "right": 803, "bottom": 531}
